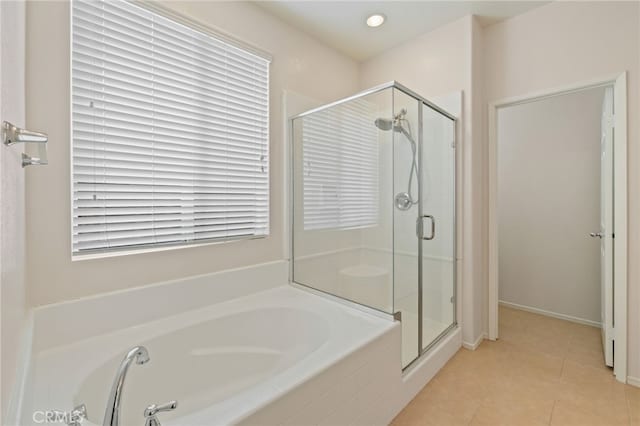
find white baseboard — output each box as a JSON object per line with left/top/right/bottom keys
{"left": 499, "top": 300, "right": 601, "bottom": 328}
{"left": 462, "top": 332, "right": 486, "bottom": 350}
{"left": 627, "top": 376, "right": 640, "bottom": 388}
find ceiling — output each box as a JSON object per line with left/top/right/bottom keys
{"left": 255, "top": 1, "right": 547, "bottom": 61}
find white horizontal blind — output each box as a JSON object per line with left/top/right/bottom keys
{"left": 71, "top": 0, "right": 270, "bottom": 254}
{"left": 302, "top": 100, "right": 378, "bottom": 230}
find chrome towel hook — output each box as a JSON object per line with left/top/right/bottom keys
{"left": 2, "top": 120, "right": 48, "bottom": 167}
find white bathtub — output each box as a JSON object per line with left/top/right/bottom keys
{"left": 28, "top": 285, "right": 399, "bottom": 426}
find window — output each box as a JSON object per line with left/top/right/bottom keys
{"left": 71, "top": 0, "right": 270, "bottom": 254}
{"left": 302, "top": 99, "right": 378, "bottom": 230}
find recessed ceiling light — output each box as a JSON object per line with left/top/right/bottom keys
{"left": 366, "top": 14, "right": 386, "bottom": 28}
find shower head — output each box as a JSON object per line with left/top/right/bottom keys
{"left": 374, "top": 117, "right": 394, "bottom": 131}
{"left": 375, "top": 109, "right": 408, "bottom": 132}
{"left": 374, "top": 109, "right": 419, "bottom": 211}
{"left": 374, "top": 116, "right": 415, "bottom": 148}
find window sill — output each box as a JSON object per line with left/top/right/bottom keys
{"left": 71, "top": 234, "right": 268, "bottom": 262}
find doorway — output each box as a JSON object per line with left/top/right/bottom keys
{"left": 487, "top": 74, "right": 628, "bottom": 383}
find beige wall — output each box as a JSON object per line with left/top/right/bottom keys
{"left": 498, "top": 87, "right": 605, "bottom": 323}
{"left": 484, "top": 1, "right": 640, "bottom": 379}
{"left": 359, "top": 16, "right": 486, "bottom": 347}
{"left": 470, "top": 16, "right": 486, "bottom": 346}
{"left": 20, "top": 0, "right": 640, "bottom": 383}
{"left": 25, "top": 1, "right": 359, "bottom": 307}
{"left": 0, "top": 0, "right": 27, "bottom": 419}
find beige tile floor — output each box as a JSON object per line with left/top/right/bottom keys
{"left": 392, "top": 306, "right": 640, "bottom": 426}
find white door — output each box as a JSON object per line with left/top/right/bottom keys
{"left": 599, "top": 87, "right": 614, "bottom": 367}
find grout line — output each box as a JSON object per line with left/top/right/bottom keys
{"left": 466, "top": 404, "right": 482, "bottom": 426}
{"left": 624, "top": 391, "right": 633, "bottom": 426}
{"left": 548, "top": 400, "right": 557, "bottom": 425}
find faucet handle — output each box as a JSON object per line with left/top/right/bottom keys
{"left": 67, "top": 404, "right": 87, "bottom": 426}
{"left": 144, "top": 401, "right": 177, "bottom": 417}
{"left": 144, "top": 401, "right": 177, "bottom": 426}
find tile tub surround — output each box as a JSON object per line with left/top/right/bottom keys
{"left": 392, "top": 306, "right": 638, "bottom": 426}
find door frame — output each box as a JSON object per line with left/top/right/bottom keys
{"left": 487, "top": 72, "right": 628, "bottom": 383}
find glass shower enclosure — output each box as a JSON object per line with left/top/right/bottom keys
{"left": 291, "top": 82, "right": 456, "bottom": 368}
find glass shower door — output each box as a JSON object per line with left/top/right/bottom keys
{"left": 419, "top": 104, "right": 456, "bottom": 351}
{"left": 391, "top": 90, "right": 456, "bottom": 365}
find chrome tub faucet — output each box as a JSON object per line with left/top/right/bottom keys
{"left": 102, "top": 346, "right": 150, "bottom": 426}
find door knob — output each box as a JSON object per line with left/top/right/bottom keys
{"left": 589, "top": 232, "right": 604, "bottom": 238}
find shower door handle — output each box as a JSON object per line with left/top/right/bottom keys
{"left": 418, "top": 215, "right": 435, "bottom": 240}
